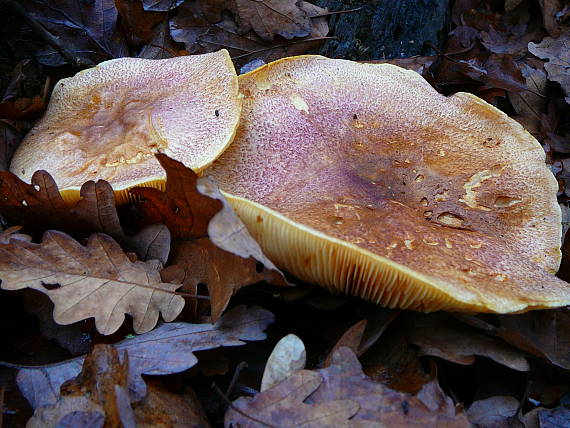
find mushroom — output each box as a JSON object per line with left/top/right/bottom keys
{"left": 207, "top": 55, "right": 570, "bottom": 313}
{"left": 10, "top": 50, "right": 241, "bottom": 204}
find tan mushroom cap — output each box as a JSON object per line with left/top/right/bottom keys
{"left": 208, "top": 55, "right": 570, "bottom": 313}
{"left": 10, "top": 50, "right": 241, "bottom": 204}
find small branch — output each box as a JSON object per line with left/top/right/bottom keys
{"left": 311, "top": 7, "right": 363, "bottom": 19}
{"left": 231, "top": 37, "right": 337, "bottom": 60}
{"left": 226, "top": 361, "right": 248, "bottom": 397}
{"left": 1, "top": 0, "right": 92, "bottom": 69}
{"left": 212, "top": 382, "right": 279, "bottom": 428}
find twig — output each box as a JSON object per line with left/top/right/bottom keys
{"left": 1, "top": 0, "right": 92, "bottom": 69}
{"left": 311, "top": 7, "right": 363, "bottom": 19}
{"left": 212, "top": 382, "right": 279, "bottom": 428}
{"left": 231, "top": 37, "right": 337, "bottom": 60}
{"left": 226, "top": 361, "right": 248, "bottom": 397}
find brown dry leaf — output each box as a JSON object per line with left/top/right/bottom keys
{"left": 454, "top": 310, "right": 570, "bottom": 370}
{"left": 19, "top": 0, "right": 128, "bottom": 67}
{"left": 311, "top": 347, "right": 470, "bottom": 427}
{"left": 324, "top": 320, "right": 367, "bottom": 367}
{"left": 138, "top": 20, "right": 178, "bottom": 59}
{"left": 141, "top": 0, "right": 184, "bottom": 12}
{"left": 170, "top": 1, "right": 328, "bottom": 68}
{"left": 132, "top": 380, "right": 211, "bottom": 428}
{"left": 481, "top": 26, "right": 541, "bottom": 58}
{"left": 115, "top": 0, "right": 166, "bottom": 45}
{"left": 0, "top": 171, "right": 170, "bottom": 263}
{"left": 538, "top": 394, "right": 570, "bottom": 427}
{"left": 0, "top": 96, "right": 45, "bottom": 121}
{"left": 409, "top": 314, "right": 529, "bottom": 371}
{"left": 416, "top": 378, "right": 460, "bottom": 416}
{"left": 0, "top": 120, "right": 26, "bottom": 171}
{"left": 361, "top": 319, "right": 431, "bottom": 394}
{"left": 496, "top": 310, "right": 570, "bottom": 370}
{"left": 199, "top": 0, "right": 316, "bottom": 41}
{"left": 539, "top": 0, "right": 566, "bottom": 37}
{"left": 26, "top": 344, "right": 131, "bottom": 428}
{"left": 0, "top": 230, "right": 184, "bottom": 335}
{"left": 261, "top": 334, "right": 306, "bottom": 392}
{"left": 17, "top": 305, "right": 274, "bottom": 409}
{"left": 225, "top": 370, "right": 359, "bottom": 428}
{"left": 132, "top": 154, "right": 287, "bottom": 322}
{"left": 508, "top": 63, "right": 547, "bottom": 135}
{"left": 528, "top": 35, "right": 570, "bottom": 103}
{"left": 467, "top": 396, "right": 523, "bottom": 428}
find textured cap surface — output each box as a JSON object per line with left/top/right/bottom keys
{"left": 208, "top": 55, "right": 569, "bottom": 313}
{"left": 10, "top": 50, "right": 241, "bottom": 203}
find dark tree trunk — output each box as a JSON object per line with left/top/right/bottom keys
{"left": 314, "top": 0, "right": 451, "bottom": 60}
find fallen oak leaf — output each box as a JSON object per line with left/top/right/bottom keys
{"left": 115, "top": 0, "right": 166, "bottom": 46}
{"left": 18, "top": 0, "right": 128, "bottom": 67}
{"left": 16, "top": 305, "right": 274, "bottom": 409}
{"left": 170, "top": 1, "right": 329, "bottom": 68}
{"left": 131, "top": 154, "right": 287, "bottom": 321}
{"left": 409, "top": 313, "right": 530, "bottom": 372}
{"left": 312, "top": 347, "right": 470, "bottom": 427}
{"left": 199, "top": 0, "right": 317, "bottom": 41}
{"left": 227, "top": 347, "right": 469, "bottom": 427}
{"left": 0, "top": 230, "right": 184, "bottom": 335}
{"left": 225, "top": 370, "right": 359, "bottom": 428}
{"left": 0, "top": 119, "right": 27, "bottom": 172}
{"left": 26, "top": 345, "right": 132, "bottom": 428}
{"left": 0, "top": 171, "right": 171, "bottom": 263}
{"left": 529, "top": 35, "right": 570, "bottom": 104}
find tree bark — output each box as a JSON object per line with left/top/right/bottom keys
{"left": 314, "top": 0, "right": 450, "bottom": 60}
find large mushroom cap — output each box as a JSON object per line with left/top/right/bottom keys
{"left": 10, "top": 50, "right": 241, "bottom": 204}
{"left": 208, "top": 55, "right": 570, "bottom": 313}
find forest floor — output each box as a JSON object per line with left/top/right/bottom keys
{"left": 0, "top": 0, "right": 570, "bottom": 427}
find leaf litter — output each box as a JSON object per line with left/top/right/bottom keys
{"left": 1, "top": 0, "right": 570, "bottom": 426}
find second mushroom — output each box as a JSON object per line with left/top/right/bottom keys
{"left": 207, "top": 55, "right": 570, "bottom": 313}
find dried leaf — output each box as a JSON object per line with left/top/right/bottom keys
{"left": 0, "top": 96, "right": 45, "bottom": 121}
{"left": 467, "top": 396, "right": 523, "bottom": 428}
{"left": 0, "top": 230, "right": 184, "bottom": 335}
{"left": 528, "top": 35, "right": 570, "bottom": 103}
{"left": 26, "top": 345, "right": 130, "bottom": 428}
{"left": 361, "top": 320, "right": 431, "bottom": 394}
{"left": 481, "top": 26, "right": 541, "bottom": 58}
{"left": 496, "top": 309, "right": 570, "bottom": 370}
{"left": 17, "top": 305, "right": 274, "bottom": 408}
{"left": 539, "top": 0, "right": 566, "bottom": 37}
{"left": 311, "top": 347, "right": 470, "bottom": 427}
{"left": 509, "top": 63, "right": 547, "bottom": 135}
{"left": 115, "top": 0, "right": 166, "bottom": 45}
{"left": 19, "top": 0, "right": 128, "bottom": 67}
{"left": 409, "top": 314, "right": 530, "bottom": 372}
{"left": 226, "top": 370, "right": 359, "bottom": 428}
{"left": 538, "top": 394, "right": 570, "bottom": 428}
{"left": 132, "top": 154, "right": 287, "bottom": 321}
{"left": 170, "top": 1, "right": 328, "bottom": 68}
{"left": 23, "top": 292, "right": 90, "bottom": 356}
{"left": 324, "top": 320, "right": 367, "bottom": 367}
{"left": 0, "top": 171, "right": 170, "bottom": 263}
{"left": 0, "top": 120, "right": 26, "bottom": 171}
{"left": 416, "top": 378, "right": 459, "bottom": 416}
{"left": 138, "top": 20, "right": 177, "bottom": 59}
{"left": 132, "top": 381, "right": 211, "bottom": 428}
{"left": 200, "top": 0, "right": 316, "bottom": 41}
{"left": 261, "top": 334, "right": 306, "bottom": 392}
{"left": 141, "top": 0, "right": 184, "bottom": 12}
